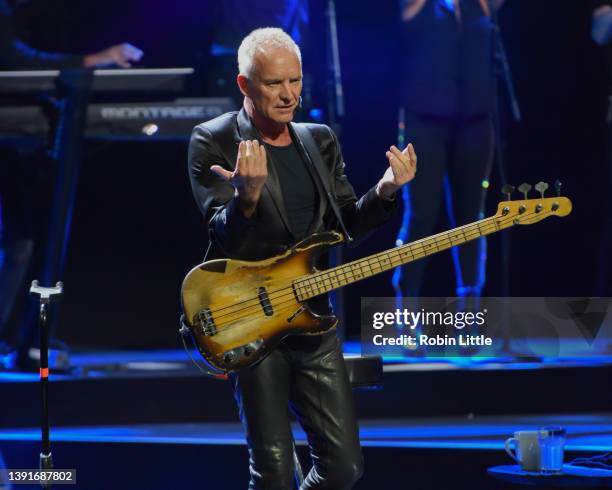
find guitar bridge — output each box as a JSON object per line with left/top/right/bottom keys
{"left": 196, "top": 308, "right": 217, "bottom": 336}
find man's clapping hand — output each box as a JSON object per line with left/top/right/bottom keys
{"left": 211, "top": 140, "right": 268, "bottom": 218}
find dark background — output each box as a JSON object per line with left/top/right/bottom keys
{"left": 10, "top": 0, "right": 610, "bottom": 349}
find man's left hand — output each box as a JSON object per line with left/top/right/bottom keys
{"left": 376, "top": 143, "right": 417, "bottom": 200}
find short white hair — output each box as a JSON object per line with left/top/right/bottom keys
{"left": 238, "top": 27, "right": 302, "bottom": 78}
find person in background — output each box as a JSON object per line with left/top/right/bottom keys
{"left": 0, "top": 0, "right": 143, "bottom": 360}
{"left": 395, "top": 0, "right": 505, "bottom": 299}
{"left": 592, "top": 0, "right": 612, "bottom": 295}
{"left": 0, "top": 0, "right": 142, "bottom": 69}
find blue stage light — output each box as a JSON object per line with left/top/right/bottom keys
{"left": 308, "top": 108, "right": 323, "bottom": 122}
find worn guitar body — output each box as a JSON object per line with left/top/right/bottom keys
{"left": 181, "top": 232, "right": 344, "bottom": 373}
{"left": 182, "top": 194, "right": 572, "bottom": 373}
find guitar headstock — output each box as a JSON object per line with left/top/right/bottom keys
{"left": 494, "top": 181, "right": 572, "bottom": 226}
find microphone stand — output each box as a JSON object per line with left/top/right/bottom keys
{"left": 30, "top": 280, "right": 64, "bottom": 489}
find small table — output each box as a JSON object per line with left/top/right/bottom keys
{"left": 488, "top": 464, "right": 612, "bottom": 487}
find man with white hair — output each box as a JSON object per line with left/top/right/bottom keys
{"left": 188, "top": 27, "right": 416, "bottom": 489}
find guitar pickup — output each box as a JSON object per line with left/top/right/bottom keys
{"left": 258, "top": 287, "right": 274, "bottom": 316}
{"left": 197, "top": 308, "right": 217, "bottom": 336}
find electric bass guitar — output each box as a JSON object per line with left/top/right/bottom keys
{"left": 181, "top": 192, "right": 572, "bottom": 373}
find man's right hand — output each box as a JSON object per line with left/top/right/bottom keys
{"left": 210, "top": 140, "right": 267, "bottom": 218}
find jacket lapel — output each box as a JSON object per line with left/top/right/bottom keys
{"left": 290, "top": 123, "right": 328, "bottom": 231}
{"left": 236, "top": 108, "right": 293, "bottom": 237}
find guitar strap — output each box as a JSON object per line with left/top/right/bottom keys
{"left": 291, "top": 124, "right": 353, "bottom": 243}
{"left": 202, "top": 207, "right": 221, "bottom": 262}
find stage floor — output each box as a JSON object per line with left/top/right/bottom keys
{"left": 3, "top": 344, "right": 612, "bottom": 383}
{"left": 1, "top": 414, "right": 610, "bottom": 452}
{"left": 1, "top": 348, "right": 611, "bottom": 489}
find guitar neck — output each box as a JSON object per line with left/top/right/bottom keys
{"left": 293, "top": 214, "right": 511, "bottom": 301}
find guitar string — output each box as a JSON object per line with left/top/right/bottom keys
{"left": 201, "top": 222, "right": 494, "bottom": 326}
{"left": 203, "top": 214, "right": 502, "bottom": 321}
{"left": 209, "top": 229, "right": 494, "bottom": 328}
{"left": 200, "top": 210, "right": 540, "bottom": 333}
{"left": 206, "top": 210, "right": 536, "bottom": 329}
{"left": 281, "top": 204, "right": 553, "bottom": 299}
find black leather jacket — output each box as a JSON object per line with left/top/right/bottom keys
{"left": 188, "top": 108, "right": 396, "bottom": 261}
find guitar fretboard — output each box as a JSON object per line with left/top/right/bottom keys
{"left": 292, "top": 215, "right": 507, "bottom": 301}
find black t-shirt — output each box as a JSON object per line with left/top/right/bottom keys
{"left": 265, "top": 142, "right": 317, "bottom": 242}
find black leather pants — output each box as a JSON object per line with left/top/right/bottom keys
{"left": 231, "top": 331, "right": 363, "bottom": 490}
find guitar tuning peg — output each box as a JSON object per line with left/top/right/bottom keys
{"left": 534, "top": 181, "right": 549, "bottom": 198}
{"left": 518, "top": 183, "right": 532, "bottom": 199}
{"left": 501, "top": 184, "right": 515, "bottom": 201}
{"left": 555, "top": 179, "right": 562, "bottom": 196}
